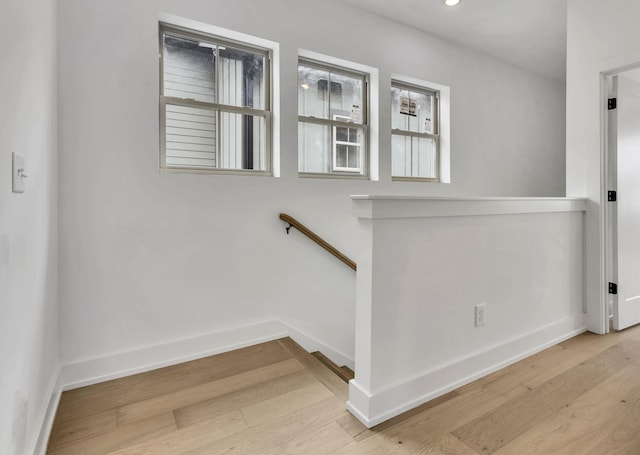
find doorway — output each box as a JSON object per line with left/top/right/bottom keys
{"left": 605, "top": 68, "right": 640, "bottom": 331}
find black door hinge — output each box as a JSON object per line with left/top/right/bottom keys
{"left": 609, "top": 98, "right": 617, "bottom": 110}
{"left": 609, "top": 282, "right": 618, "bottom": 295}
{"left": 608, "top": 190, "right": 617, "bottom": 201}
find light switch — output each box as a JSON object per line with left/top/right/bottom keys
{"left": 12, "top": 152, "right": 26, "bottom": 193}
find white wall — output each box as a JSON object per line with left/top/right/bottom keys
{"left": 566, "top": 0, "right": 640, "bottom": 333}
{"left": 0, "top": 0, "right": 59, "bottom": 453}
{"left": 57, "top": 0, "right": 567, "bottom": 370}
{"left": 348, "top": 197, "right": 586, "bottom": 427}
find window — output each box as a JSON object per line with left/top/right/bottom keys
{"left": 160, "top": 24, "right": 271, "bottom": 173}
{"left": 298, "top": 59, "right": 368, "bottom": 176}
{"left": 333, "top": 115, "right": 362, "bottom": 172}
{"left": 391, "top": 80, "right": 439, "bottom": 181}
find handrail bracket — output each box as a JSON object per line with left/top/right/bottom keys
{"left": 279, "top": 212, "right": 357, "bottom": 271}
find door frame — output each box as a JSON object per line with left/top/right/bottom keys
{"left": 601, "top": 62, "right": 640, "bottom": 332}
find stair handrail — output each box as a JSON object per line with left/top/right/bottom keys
{"left": 279, "top": 213, "right": 357, "bottom": 271}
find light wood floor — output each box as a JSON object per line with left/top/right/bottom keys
{"left": 48, "top": 326, "right": 640, "bottom": 454}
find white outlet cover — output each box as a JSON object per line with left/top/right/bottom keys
{"left": 12, "top": 152, "right": 25, "bottom": 193}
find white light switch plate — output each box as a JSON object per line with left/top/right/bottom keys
{"left": 12, "top": 152, "right": 25, "bottom": 193}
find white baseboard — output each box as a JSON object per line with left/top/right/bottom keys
{"left": 62, "top": 320, "right": 290, "bottom": 390}
{"left": 285, "top": 323, "right": 355, "bottom": 370}
{"left": 35, "top": 315, "right": 585, "bottom": 448}
{"left": 346, "top": 315, "right": 586, "bottom": 428}
{"left": 32, "top": 368, "right": 63, "bottom": 455}
{"left": 60, "top": 320, "right": 355, "bottom": 391}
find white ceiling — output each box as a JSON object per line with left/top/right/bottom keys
{"left": 337, "top": 0, "right": 567, "bottom": 82}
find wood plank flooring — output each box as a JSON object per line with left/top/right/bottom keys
{"left": 48, "top": 327, "right": 640, "bottom": 454}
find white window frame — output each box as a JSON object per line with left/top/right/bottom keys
{"left": 159, "top": 21, "right": 274, "bottom": 175}
{"left": 298, "top": 57, "right": 370, "bottom": 178}
{"left": 391, "top": 79, "right": 440, "bottom": 182}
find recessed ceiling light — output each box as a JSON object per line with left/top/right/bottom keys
{"left": 445, "top": 0, "right": 460, "bottom": 6}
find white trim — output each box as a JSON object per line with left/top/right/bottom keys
{"left": 284, "top": 323, "right": 355, "bottom": 370}
{"left": 599, "top": 71, "right": 612, "bottom": 334}
{"left": 351, "top": 196, "right": 587, "bottom": 219}
{"left": 62, "top": 320, "right": 288, "bottom": 390}
{"left": 36, "top": 316, "right": 585, "bottom": 442}
{"left": 272, "top": 42, "right": 281, "bottom": 178}
{"left": 32, "top": 369, "right": 63, "bottom": 455}
{"left": 60, "top": 320, "right": 354, "bottom": 391}
{"left": 346, "top": 315, "right": 586, "bottom": 428}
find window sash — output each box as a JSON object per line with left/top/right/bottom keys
{"left": 160, "top": 27, "right": 271, "bottom": 111}
{"left": 391, "top": 128, "right": 439, "bottom": 179}
{"left": 298, "top": 58, "right": 368, "bottom": 95}
{"left": 298, "top": 119, "right": 368, "bottom": 177}
{"left": 391, "top": 134, "right": 439, "bottom": 182}
{"left": 297, "top": 116, "right": 367, "bottom": 175}
{"left": 391, "top": 81, "right": 439, "bottom": 136}
{"left": 160, "top": 98, "right": 271, "bottom": 173}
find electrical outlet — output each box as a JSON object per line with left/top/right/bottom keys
{"left": 475, "top": 303, "right": 486, "bottom": 327}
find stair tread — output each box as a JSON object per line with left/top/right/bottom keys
{"left": 311, "top": 351, "right": 353, "bottom": 383}
{"left": 340, "top": 365, "right": 355, "bottom": 381}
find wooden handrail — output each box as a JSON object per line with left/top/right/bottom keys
{"left": 279, "top": 213, "right": 357, "bottom": 271}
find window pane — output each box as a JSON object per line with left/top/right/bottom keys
{"left": 336, "top": 144, "right": 348, "bottom": 168}
{"left": 336, "top": 126, "right": 349, "bottom": 142}
{"left": 219, "top": 112, "right": 267, "bottom": 170}
{"left": 347, "top": 145, "right": 360, "bottom": 169}
{"left": 392, "top": 86, "right": 434, "bottom": 134}
{"left": 413, "top": 137, "right": 437, "bottom": 178}
{"left": 163, "top": 34, "right": 216, "bottom": 103}
{"left": 329, "top": 72, "right": 363, "bottom": 124}
{"left": 298, "top": 122, "right": 330, "bottom": 173}
{"left": 392, "top": 134, "right": 437, "bottom": 179}
{"left": 298, "top": 65, "right": 330, "bottom": 119}
{"left": 165, "top": 104, "right": 217, "bottom": 169}
{"left": 335, "top": 144, "right": 361, "bottom": 170}
{"left": 348, "top": 127, "right": 359, "bottom": 143}
{"left": 392, "top": 134, "right": 411, "bottom": 177}
{"left": 218, "top": 46, "right": 266, "bottom": 110}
